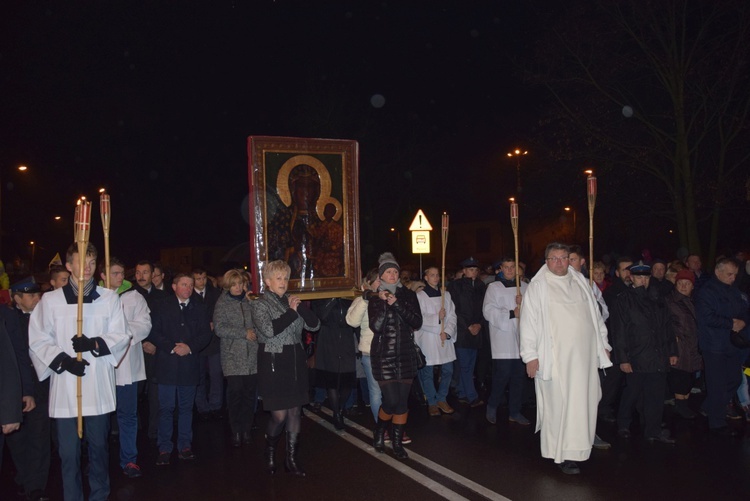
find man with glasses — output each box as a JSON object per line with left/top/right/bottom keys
{"left": 520, "top": 243, "right": 612, "bottom": 475}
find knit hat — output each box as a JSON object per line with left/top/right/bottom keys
{"left": 378, "top": 252, "right": 400, "bottom": 277}
{"left": 674, "top": 269, "right": 695, "bottom": 284}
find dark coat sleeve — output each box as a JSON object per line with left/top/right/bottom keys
{"left": 1, "top": 322, "right": 23, "bottom": 426}
{"left": 0, "top": 309, "right": 34, "bottom": 396}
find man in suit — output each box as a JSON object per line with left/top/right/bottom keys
{"left": 151, "top": 273, "right": 211, "bottom": 465}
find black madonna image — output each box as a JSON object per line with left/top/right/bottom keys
{"left": 247, "top": 136, "right": 360, "bottom": 297}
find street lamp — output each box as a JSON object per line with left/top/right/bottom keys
{"left": 29, "top": 240, "right": 36, "bottom": 273}
{"left": 507, "top": 149, "right": 528, "bottom": 197}
{"left": 564, "top": 207, "right": 577, "bottom": 242}
{"left": 390, "top": 227, "right": 401, "bottom": 255}
{"left": 0, "top": 165, "right": 30, "bottom": 261}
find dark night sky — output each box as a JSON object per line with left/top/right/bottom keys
{"left": 1, "top": 1, "right": 572, "bottom": 268}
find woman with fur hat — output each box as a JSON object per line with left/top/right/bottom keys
{"left": 368, "top": 252, "right": 422, "bottom": 459}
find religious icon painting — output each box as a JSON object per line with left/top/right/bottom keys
{"left": 247, "top": 136, "right": 361, "bottom": 297}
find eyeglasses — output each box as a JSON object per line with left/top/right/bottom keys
{"left": 546, "top": 256, "right": 570, "bottom": 263}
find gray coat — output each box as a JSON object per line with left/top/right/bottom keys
{"left": 213, "top": 292, "right": 258, "bottom": 376}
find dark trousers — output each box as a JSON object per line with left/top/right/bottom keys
{"left": 158, "top": 384, "right": 196, "bottom": 453}
{"left": 617, "top": 371, "right": 667, "bottom": 438}
{"left": 141, "top": 352, "right": 159, "bottom": 439}
{"left": 599, "top": 365, "right": 623, "bottom": 418}
{"left": 4, "top": 390, "right": 51, "bottom": 495}
{"left": 195, "top": 352, "right": 224, "bottom": 414}
{"left": 226, "top": 374, "right": 258, "bottom": 434}
{"left": 116, "top": 383, "right": 139, "bottom": 469}
{"left": 57, "top": 414, "right": 110, "bottom": 501}
{"left": 487, "top": 358, "right": 525, "bottom": 415}
{"left": 702, "top": 351, "right": 744, "bottom": 429}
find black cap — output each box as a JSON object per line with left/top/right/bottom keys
{"left": 11, "top": 276, "right": 41, "bottom": 294}
{"left": 627, "top": 261, "right": 651, "bottom": 276}
{"left": 459, "top": 257, "right": 480, "bottom": 268}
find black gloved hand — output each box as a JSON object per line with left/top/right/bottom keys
{"left": 72, "top": 334, "right": 97, "bottom": 353}
{"left": 60, "top": 356, "right": 90, "bottom": 377}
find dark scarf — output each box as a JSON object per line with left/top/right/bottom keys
{"left": 424, "top": 284, "right": 442, "bottom": 298}
{"left": 63, "top": 278, "right": 100, "bottom": 304}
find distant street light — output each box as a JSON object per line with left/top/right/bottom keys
{"left": 507, "top": 149, "right": 528, "bottom": 197}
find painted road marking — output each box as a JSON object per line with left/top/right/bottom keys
{"left": 307, "top": 407, "right": 511, "bottom": 501}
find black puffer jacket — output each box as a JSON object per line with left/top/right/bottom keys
{"left": 613, "top": 285, "right": 677, "bottom": 373}
{"left": 368, "top": 285, "right": 423, "bottom": 381}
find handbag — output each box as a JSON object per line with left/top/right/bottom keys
{"left": 414, "top": 342, "right": 426, "bottom": 369}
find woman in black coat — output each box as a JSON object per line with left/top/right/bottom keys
{"left": 311, "top": 297, "right": 355, "bottom": 430}
{"left": 665, "top": 269, "right": 702, "bottom": 419}
{"left": 368, "top": 253, "right": 422, "bottom": 459}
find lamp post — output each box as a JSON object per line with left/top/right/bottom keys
{"left": 29, "top": 241, "right": 36, "bottom": 273}
{"left": 506, "top": 149, "right": 528, "bottom": 197}
{"left": 390, "top": 227, "right": 401, "bottom": 256}
{"left": 0, "top": 165, "right": 30, "bottom": 261}
{"left": 564, "top": 207, "right": 577, "bottom": 242}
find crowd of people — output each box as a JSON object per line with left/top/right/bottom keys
{"left": 1, "top": 241, "right": 749, "bottom": 499}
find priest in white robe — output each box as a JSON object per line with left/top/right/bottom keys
{"left": 520, "top": 243, "right": 612, "bottom": 475}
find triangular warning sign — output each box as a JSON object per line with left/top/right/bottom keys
{"left": 409, "top": 209, "right": 433, "bottom": 231}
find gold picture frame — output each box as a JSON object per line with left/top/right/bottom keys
{"left": 247, "top": 136, "right": 360, "bottom": 298}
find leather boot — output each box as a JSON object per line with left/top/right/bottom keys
{"left": 391, "top": 424, "right": 409, "bottom": 459}
{"left": 231, "top": 432, "right": 242, "bottom": 448}
{"left": 373, "top": 418, "right": 389, "bottom": 453}
{"left": 242, "top": 431, "right": 252, "bottom": 445}
{"left": 284, "top": 432, "right": 305, "bottom": 477}
{"left": 264, "top": 433, "right": 281, "bottom": 474}
{"left": 332, "top": 410, "right": 345, "bottom": 431}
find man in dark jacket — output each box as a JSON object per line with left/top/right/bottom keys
{"left": 613, "top": 261, "right": 678, "bottom": 444}
{"left": 151, "top": 273, "right": 212, "bottom": 465}
{"left": 694, "top": 257, "right": 749, "bottom": 435}
{"left": 598, "top": 256, "right": 633, "bottom": 422}
{"left": 134, "top": 260, "right": 169, "bottom": 441}
{"left": 447, "top": 257, "right": 486, "bottom": 407}
{"left": 1, "top": 279, "right": 51, "bottom": 501}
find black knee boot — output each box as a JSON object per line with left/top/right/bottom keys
{"left": 332, "top": 409, "right": 345, "bottom": 430}
{"left": 373, "top": 418, "right": 389, "bottom": 453}
{"left": 264, "top": 433, "right": 281, "bottom": 474}
{"left": 391, "top": 424, "right": 408, "bottom": 459}
{"left": 285, "top": 432, "right": 305, "bottom": 476}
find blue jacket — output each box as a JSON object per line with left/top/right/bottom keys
{"left": 152, "top": 296, "right": 212, "bottom": 385}
{"left": 694, "top": 276, "right": 750, "bottom": 354}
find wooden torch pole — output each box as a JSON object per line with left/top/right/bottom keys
{"left": 510, "top": 199, "right": 521, "bottom": 299}
{"left": 440, "top": 213, "right": 449, "bottom": 347}
{"left": 74, "top": 198, "right": 92, "bottom": 438}
{"left": 100, "top": 191, "right": 111, "bottom": 289}
{"left": 587, "top": 174, "right": 597, "bottom": 287}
